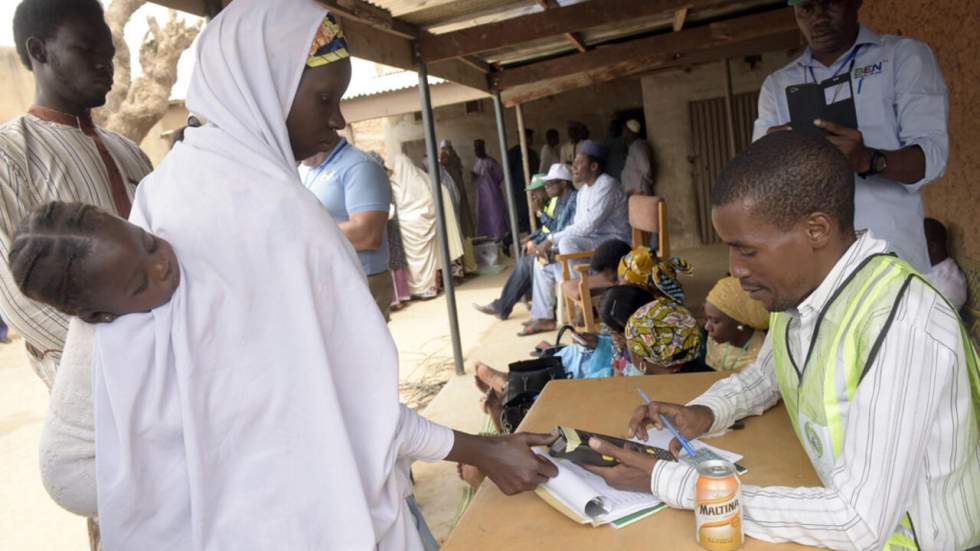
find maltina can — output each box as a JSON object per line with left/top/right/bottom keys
{"left": 695, "top": 459, "right": 743, "bottom": 550}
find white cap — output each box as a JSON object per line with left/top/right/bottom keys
{"left": 625, "top": 119, "right": 642, "bottom": 133}
{"left": 439, "top": 139, "right": 452, "bottom": 149}
{"left": 544, "top": 163, "right": 573, "bottom": 183}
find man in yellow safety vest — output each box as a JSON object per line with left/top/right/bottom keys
{"left": 586, "top": 131, "right": 979, "bottom": 550}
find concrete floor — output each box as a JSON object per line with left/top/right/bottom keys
{"left": 0, "top": 243, "right": 729, "bottom": 550}
{"left": 0, "top": 336, "right": 88, "bottom": 550}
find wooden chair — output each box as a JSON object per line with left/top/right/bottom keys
{"left": 556, "top": 195, "right": 669, "bottom": 333}
{"left": 628, "top": 194, "right": 669, "bottom": 258}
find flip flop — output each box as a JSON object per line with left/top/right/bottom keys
{"left": 517, "top": 320, "right": 555, "bottom": 337}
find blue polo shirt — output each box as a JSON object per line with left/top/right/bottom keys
{"left": 303, "top": 139, "right": 390, "bottom": 275}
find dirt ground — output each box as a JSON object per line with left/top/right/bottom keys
{"left": 0, "top": 243, "right": 728, "bottom": 549}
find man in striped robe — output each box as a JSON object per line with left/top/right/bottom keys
{"left": 0, "top": 0, "right": 153, "bottom": 389}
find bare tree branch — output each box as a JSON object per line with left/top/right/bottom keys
{"left": 94, "top": 1, "right": 201, "bottom": 145}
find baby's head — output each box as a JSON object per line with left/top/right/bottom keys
{"left": 8, "top": 201, "right": 180, "bottom": 324}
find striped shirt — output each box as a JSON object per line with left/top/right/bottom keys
{"left": 651, "top": 231, "right": 980, "bottom": 550}
{"left": 0, "top": 107, "right": 152, "bottom": 388}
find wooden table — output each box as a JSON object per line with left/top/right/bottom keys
{"left": 442, "top": 372, "right": 822, "bottom": 550}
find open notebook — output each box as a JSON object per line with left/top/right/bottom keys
{"left": 534, "top": 428, "right": 743, "bottom": 529}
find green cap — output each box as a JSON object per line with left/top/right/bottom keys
{"left": 526, "top": 173, "right": 547, "bottom": 191}
{"left": 787, "top": 0, "right": 804, "bottom": 4}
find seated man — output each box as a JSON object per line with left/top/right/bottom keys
{"left": 474, "top": 164, "right": 576, "bottom": 320}
{"left": 585, "top": 131, "right": 980, "bottom": 550}
{"left": 924, "top": 217, "right": 967, "bottom": 311}
{"left": 520, "top": 141, "right": 630, "bottom": 336}
{"left": 559, "top": 238, "right": 631, "bottom": 304}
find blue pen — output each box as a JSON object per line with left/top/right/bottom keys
{"left": 637, "top": 388, "right": 699, "bottom": 459}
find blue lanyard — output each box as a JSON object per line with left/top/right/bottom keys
{"left": 305, "top": 139, "right": 348, "bottom": 186}
{"left": 806, "top": 44, "right": 863, "bottom": 86}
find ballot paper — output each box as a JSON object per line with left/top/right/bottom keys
{"left": 533, "top": 433, "right": 744, "bottom": 528}
{"left": 638, "top": 427, "right": 746, "bottom": 472}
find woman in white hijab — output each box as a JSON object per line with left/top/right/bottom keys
{"left": 389, "top": 153, "right": 467, "bottom": 298}
{"left": 90, "top": 2, "right": 557, "bottom": 549}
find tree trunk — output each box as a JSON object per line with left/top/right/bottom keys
{"left": 94, "top": 0, "right": 145, "bottom": 126}
{"left": 94, "top": 1, "right": 201, "bottom": 145}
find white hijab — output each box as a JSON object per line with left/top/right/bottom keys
{"left": 93, "top": 1, "right": 416, "bottom": 548}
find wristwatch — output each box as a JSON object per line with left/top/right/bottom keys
{"left": 859, "top": 149, "right": 887, "bottom": 178}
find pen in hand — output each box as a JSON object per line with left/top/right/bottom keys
{"left": 637, "top": 388, "right": 699, "bottom": 459}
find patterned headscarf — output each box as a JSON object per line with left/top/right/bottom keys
{"left": 706, "top": 276, "right": 770, "bottom": 330}
{"left": 618, "top": 247, "right": 692, "bottom": 304}
{"left": 625, "top": 298, "right": 702, "bottom": 367}
{"left": 307, "top": 13, "right": 350, "bottom": 68}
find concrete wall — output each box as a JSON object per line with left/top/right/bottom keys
{"left": 0, "top": 48, "right": 37, "bottom": 123}
{"left": 861, "top": 2, "right": 979, "bottom": 260}
{"left": 640, "top": 51, "right": 798, "bottom": 250}
{"left": 141, "top": 102, "right": 192, "bottom": 165}
{"left": 640, "top": 2, "right": 979, "bottom": 259}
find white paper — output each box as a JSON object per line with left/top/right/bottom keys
{"left": 637, "top": 427, "right": 743, "bottom": 465}
{"left": 534, "top": 451, "right": 663, "bottom": 526}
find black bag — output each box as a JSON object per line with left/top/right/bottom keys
{"left": 530, "top": 324, "right": 577, "bottom": 358}
{"left": 499, "top": 356, "right": 566, "bottom": 433}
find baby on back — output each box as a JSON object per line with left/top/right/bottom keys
{"left": 8, "top": 201, "right": 181, "bottom": 323}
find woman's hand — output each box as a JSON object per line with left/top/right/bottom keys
{"left": 448, "top": 432, "right": 558, "bottom": 495}
{"left": 476, "top": 433, "right": 560, "bottom": 495}
{"left": 582, "top": 438, "right": 656, "bottom": 493}
{"left": 627, "top": 402, "right": 714, "bottom": 456}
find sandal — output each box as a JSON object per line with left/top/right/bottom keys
{"left": 516, "top": 319, "right": 555, "bottom": 337}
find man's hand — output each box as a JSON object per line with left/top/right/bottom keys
{"left": 627, "top": 402, "right": 714, "bottom": 457}
{"left": 535, "top": 239, "right": 554, "bottom": 258}
{"left": 765, "top": 123, "right": 792, "bottom": 135}
{"left": 470, "top": 432, "right": 559, "bottom": 495}
{"left": 814, "top": 119, "right": 873, "bottom": 173}
{"left": 524, "top": 240, "right": 536, "bottom": 254}
{"left": 530, "top": 193, "right": 544, "bottom": 213}
{"left": 581, "top": 438, "right": 656, "bottom": 493}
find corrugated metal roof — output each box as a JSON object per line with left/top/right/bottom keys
{"left": 342, "top": 61, "right": 444, "bottom": 100}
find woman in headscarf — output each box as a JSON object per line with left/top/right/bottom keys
{"left": 618, "top": 246, "right": 692, "bottom": 304}
{"left": 436, "top": 161, "right": 473, "bottom": 278}
{"left": 703, "top": 276, "right": 769, "bottom": 372}
{"left": 366, "top": 151, "right": 413, "bottom": 310}
{"left": 439, "top": 139, "right": 475, "bottom": 239}
{"left": 625, "top": 297, "right": 710, "bottom": 374}
{"left": 89, "top": 3, "right": 556, "bottom": 549}
{"left": 390, "top": 153, "right": 466, "bottom": 297}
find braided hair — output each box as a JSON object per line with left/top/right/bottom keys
{"left": 7, "top": 201, "right": 99, "bottom": 316}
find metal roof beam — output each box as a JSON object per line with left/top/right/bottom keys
{"left": 493, "top": 7, "right": 798, "bottom": 91}
{"left": 417, "top": 0, "right": 734, "bottom": 63}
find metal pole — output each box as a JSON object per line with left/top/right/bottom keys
{"left": 417, "top": 57, "right": 465, "bottom": 376}
{"left": 493, "top": 91, "right": 522, "bottom": 259}
{"left": 722, "top": 58, "right": 738, "bottom": 159}
{"left": 515, "top": 103, "right": 537, "bottom": 232}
